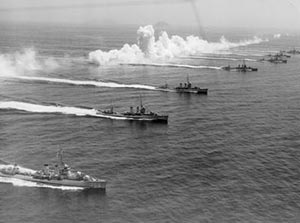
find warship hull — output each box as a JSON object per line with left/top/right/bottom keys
{"left": 159, "top": 76, "right": 208, "bottom": 95}
{"left": 222, "top": 66, "right": 258, "bottom": 72}
{"left": 175, "top": 88, "right": 208, "bottom": 95}
{"left": 100, "top": 112, "right": 168, "bottom": 123}
{"left": 0, "top": 172, "right": 106, "bottom": 189}
{"left": 269, "top": 60, "right": 287, "bottom": 64}
{"left": 260, "top": 58, "right": 287, "bottom": 64}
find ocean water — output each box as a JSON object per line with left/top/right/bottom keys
{"left": 0, "top": 23, "right": 300, "bottom": 223}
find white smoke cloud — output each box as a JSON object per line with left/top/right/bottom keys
{"left": 89, "top": 25, "right": 267, "bottom": 66}
{"left": 0, "top": 48, "right": 59, "bottom": 77}
{"left": 137, "top": 25, "right": 155, "bottom": 57}
{"left": 273, "top": 33, "right": 281, "bottom": 39}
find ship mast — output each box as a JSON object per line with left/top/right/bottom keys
{"left": 110, "top": 99, "right": 114, "bottom": 113}
{"left": 57, "top": 149, "right": 64, "bottom": 167}
{"left": 187, "top": 74, "right": 191, "bottom": 88}
{"left": 139, "top": 94, "right": 147, "bottom": 114}
{"left": 139, "top": 94, "right": 143, "bottom": 108}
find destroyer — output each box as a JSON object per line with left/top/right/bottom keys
{"left": 285, "top": 49, "right": 300, "bottom": 55}
{"left": 159, "top": 76, "right": 208, "bottom": 95}
{"left": 277, "top": 51, "right": 291, "bottom": 58}
{"left": 100, "top": 99, "right": 168, "bottom": 123}
{"left": 259, "top": 55, "right": 287, "bottom": 64}
{"left": 261, "top": 51, "right": 291, "bottom": 63}
{"left": 0, "top": 150, "right": 106, "bottom": 190}
{"left": 222, "top": 62, "right": 258, "bottom": 72}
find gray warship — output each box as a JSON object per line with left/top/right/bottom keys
{"left": 159, "top": 76, "right": 208, "bottom": 95}
{"left": 100, "top": 99, "right": 168, "bottom": 123}
{"left": 222, "top": 61, "right": 258, "bottom": 72}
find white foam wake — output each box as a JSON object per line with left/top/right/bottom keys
{"left": 219, "top": 52, "right": 265, "bottom": 57}
{"left": 184, "top": 56, "right": 257, "bottom": 62}
{"left": 89, "top": 25, "right": 267, "bottom": 66}
{"left": 11, "top": 75, "right": 157, "bottom": 90}
{"left": 122, "top": 63, "right": 222, "bottom": 70}
{"left": 0, "top": 176, "right": 84, "bottom": 191}
{"left": 0, "top": 101, "right": 98, "bottom": 116}
{"left": 0, "top": 101, "right": 132, "bottom": 120}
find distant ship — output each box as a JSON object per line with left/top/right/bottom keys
{"left": 265, "top": 51, "right": 291, "bottom": 58}
{"left": 259, "top": 56, "right": 287, "bottom": 64}
{"left": 222, "top": 61, "right": 258, "bottom": 72}
{"left": 159, "top": 76, "right": 208, "bottom": 95}
{"left": 285, "top": 49, "right": 300, "bottom": 55}
{"left": 99, "top": 98, "right": 168, "bottom": 123}
{"left": 0, "top": 150, "right": 106, "bottom": 190}
{"left": 277, "top": 51, "right": 291, "bottom": 58}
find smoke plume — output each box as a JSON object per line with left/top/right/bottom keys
{"left": 0, "top": 48, "right": 59, "bottom": 77}
{"left": 89, "top": 25, "right": 267, "bottom": 66}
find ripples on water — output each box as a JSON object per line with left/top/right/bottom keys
{"left": 0, "top": 24, "right": 300, "bottom": 222}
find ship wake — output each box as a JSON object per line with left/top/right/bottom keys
{"left": 0, "top": 176, "right": 84, "bottom": 191}
{"left": 183, "top": 56, "right": 257, "bottom": 62}
{"left": 122, "top": 62, "right": 222, "bottom": 70}
{"left": 9, "top": 75, "right": 157, "bottom": 90}
{"left": 0, "top": 101, "right": 140, "bottom": 120}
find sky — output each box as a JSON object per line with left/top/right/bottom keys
{"left": 0, "top": 0, "right": 299, "bottom": 30}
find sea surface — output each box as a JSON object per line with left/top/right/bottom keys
{"left": 0, "top": 23, "right": 300, "bottom": 223}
